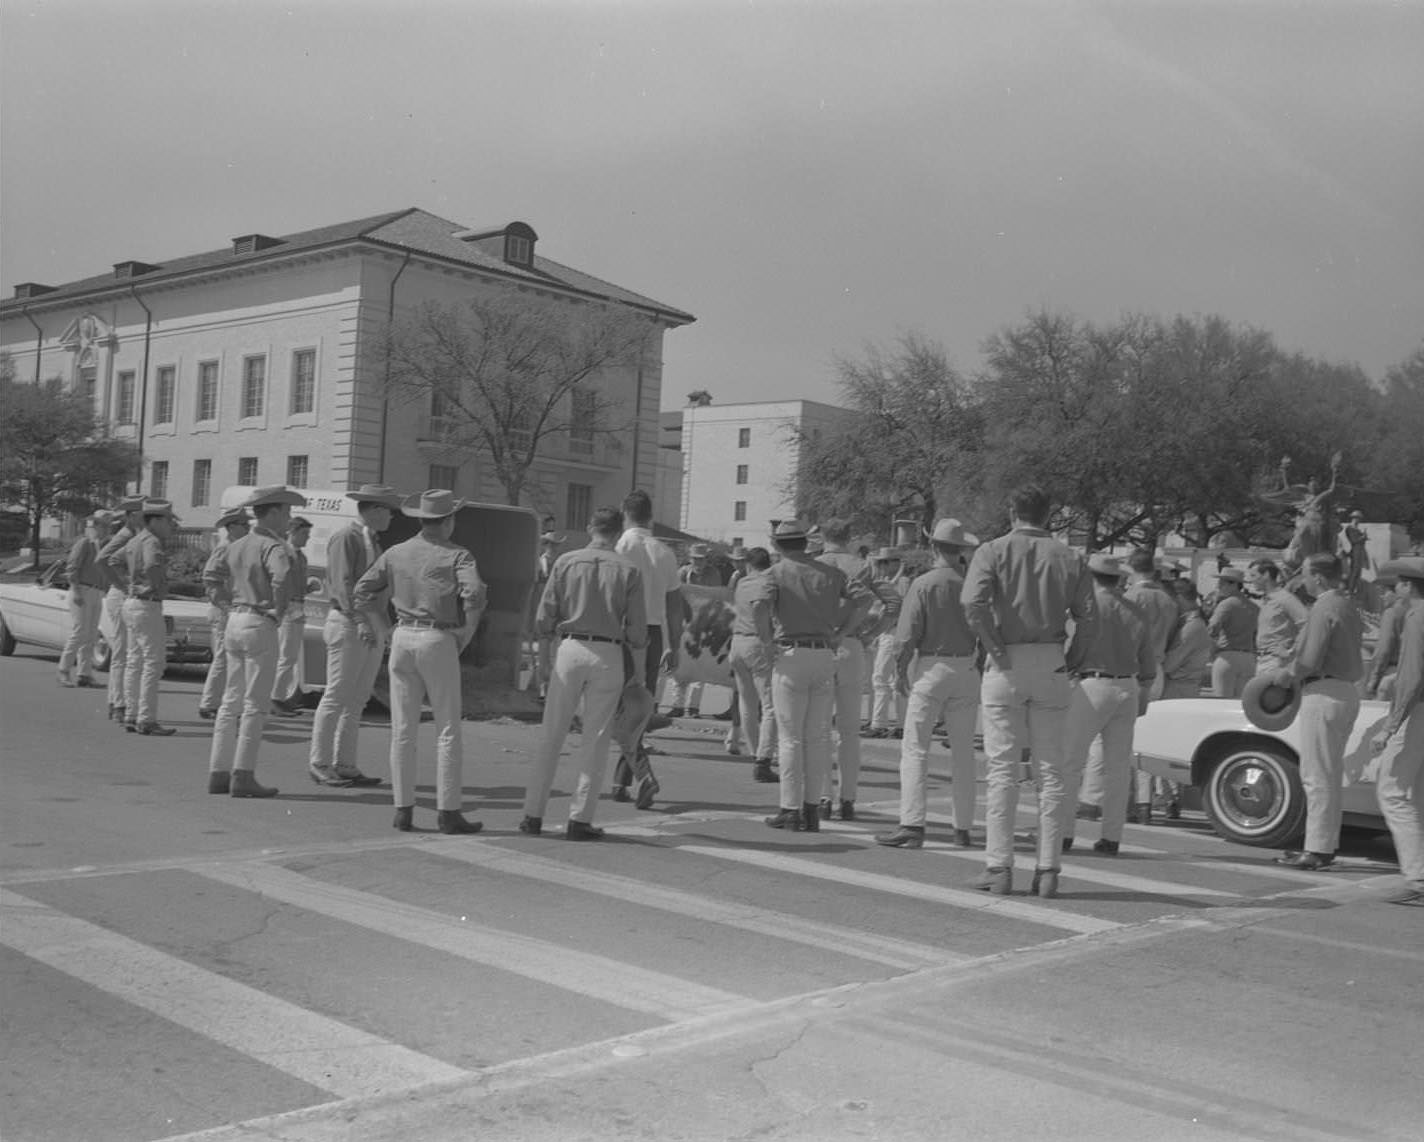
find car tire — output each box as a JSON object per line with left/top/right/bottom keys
{"left": 0, "top": 611, "right": 15, "bottom": 656}
{"left": 91, "top": 634, "right": 111, "bottom": 673}
{"left": 1202, "top": 741, "right": 1307, "bottom": 849}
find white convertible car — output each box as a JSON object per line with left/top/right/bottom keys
{"left": 1133, "top": 696, "right": 1390, "bottom": 848}
{"left": 0, "top": 559, "right": 214, "bottom": 671}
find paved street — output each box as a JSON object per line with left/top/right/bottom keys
{"left": 2, "top": 646, "right": 1420, "bottom": 1142}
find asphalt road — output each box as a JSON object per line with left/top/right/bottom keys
{"left": 1, "top": 645, "right": 1420, "bottom": 1142}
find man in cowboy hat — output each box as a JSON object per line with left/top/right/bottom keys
{"left": 270, "top": 515, "right": 313, "bottom": 716}
{"left": 876, "top": 518, "right": 981, "bottom": 851}
{"left": 1370, "top": 556, "right": 1424, "bottom": 905}
{"left": 961, "top": 484, "right": 1099, "bottom": 896}
{"left": 353, "top": 489, "right": 486, "bottom": 834}
{"left": 98, "top": 495, "right": 146, "bottom": 722}
{"left": 1266, "top": 551, "right": 1364, "bottom": 870}
{"left": 728, "top": 544, "right": 751, "bottom": 589}
{"left": 751, "top": 519, "right": 873, "bottom": 831}
{"left": 206, "top": 486, "right": 308, "bottom": 796}
{"left": 521, "top": 506, "right": 646, "bottom": 840}
{"left": 198, "top": 507, "right": 252, "bottom": 719}
{"left": 1249, "top": 558, "right": 1309, "bottom": 676}
{"left": 666, "top": 542, "right": 720, "bottom": 718}
{"left": 308, "top": 484, "right": 402, "bottom": 787}
{"left": 866, "top": 546, "right": 910, "bottom": 738}
{"left": 815, "top": 518, "right": 875, "bottom": 815}
{"left": 120, "top": 499, "right": 182, "bottom": 735}
{"left": 729, "top": 546, "right": 778, "bottom": 782}
{"left": 1207, "top": 566, "right": 1257, "bottom": 698}
{"left": 57, "top": 511, "right": 112, "bottom": 688}
{"left": 1059, "top": 554, "right": 1158, "bottom": 869}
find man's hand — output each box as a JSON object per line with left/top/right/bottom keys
{"left": 357, "top": 623, "right": 377, "bottom": 647}
{"left": 1371, "top": 727, "right": 1395, "bottom": 755}
{"left": 895, "top": 671, "right": 910, "bottom": 698}
{"left": 1269, "top": 668, "right": 1295, "bottom": 689}
{"left": 661, "top": 646, "right": 679, "bottom": 673}
{"left": 1137, "top": 686, "right": 1152, "bottom": 718}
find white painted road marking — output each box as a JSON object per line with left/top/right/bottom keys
{"left": 428, "top": 840, "right": 967, "bottom": 971}
{"left": 0, "top": 888, "right": 466, "bottom": 1098}
{"left": 195, "top": 862, "right": 757, "bottom": 1022}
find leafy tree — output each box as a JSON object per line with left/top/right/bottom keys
{"left": 380, "top": 293, "right": 655, "bottom": 506}
{"left": 793, "top": 331, "right": 982, "bottom": 539}
{"left": 0, "top": 363, "right": 140, "bottom": 567}
{"left": 1368, "top": 344, "right": 1424, "bottom": 540}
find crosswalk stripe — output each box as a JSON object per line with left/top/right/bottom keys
{"left": 427, "top": 840, "right": 966, "bottom": 971}
{"left": 0, "top": 888, "right": 466, "bottom": 1098}
{"left": 669, "top": 845, "right": 1121, "bottom": 935}
{"left": 813, "top": 821, "right": 1241, "bottom": 901}
{"left": 194, "top": 863, "right": 756, "bottom": 1022}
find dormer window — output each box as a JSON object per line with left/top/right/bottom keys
{"left": 505, "top": 233, "right": 532, "bottom": 266}
{"left": 231, "top": 234, "right": 285, "bottom": 256}
{"left": 113, "top": 260, "right": 159, "bottom": 280}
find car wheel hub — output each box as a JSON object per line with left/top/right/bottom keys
{"left": 1218, "top": 759, "right": 1282, "bottom": 828}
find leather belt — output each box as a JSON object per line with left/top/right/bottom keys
{"left": 565, "top": 633, "right": 621, "bottom": 644}
{"left": 1301, "top": 675, "right": 1343, "bottom": 686}
{"left": 1079, "top": 671, "right": 1134, "bottom": 679}
{"left": 398, "top": 618, "right": 458, "bottom": 630}
{"left": 777, "top": 638, "right": 834, "bottom": 649}
{"left": 232, "top": 604, "right": 277, "bottom": 621}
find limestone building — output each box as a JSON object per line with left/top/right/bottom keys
{"left": 0, "top": 208, "right": 694, "bottom": 529}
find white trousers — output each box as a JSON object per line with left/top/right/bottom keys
{"left": 1375, "top": 706, "right": 1424, "bottom": 892}
{"left": 897, "top": 654, "right": 979, "bottom": 829}
{"left": 524, "top": 638, "right": 624, "bottom": 824}
{"left": 1211, "top": 651, "right": 1255, "bottom": 698}
{"left": 310, "top": 612, "right": 387, "bottom": 777}
{"left": 729, "top": 634, "right": 776, "bottom": 761}
{"left": 388, "top": 626, "right": 464, "bottom": 811}
{"left": 199, "top": 606, "right": 229, "bottom": 711}
{"left": 1064, "top": 678, "right": 1140, "bottom": 843}
{"left": 980, "top": 643, "right": 1073, "bottom": 871}
{"left": 1298, "top": 679, "right": 1360, "bottom": 854}
{"left": 827, "top": 637, "right": 865, "bottom": 801}
{"left": 772, "top": 646, "right": 837, "bottom": 808}
{"left": 271, "top": 613, "right": 305, "bottom": 702}
{"left": 208, "top": 612, "right": 277, "bottom": 774}
{"left": 870, "top": 632, "right": 905, "bottom": 728}
{"left": 58, "top": 585, "right": 103, "bottom": 679}
{"left": 104, "top": 587, "right": 129, "bottom": 707}
{"left": 121, "top": 598, "right": 166, "bottom": 725}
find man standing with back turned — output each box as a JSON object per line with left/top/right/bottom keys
{"left": 962, "top": 485, "right": 1098, "bottom": 896}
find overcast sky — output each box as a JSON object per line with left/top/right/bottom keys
{"left": 3, "top": 0, "right": 1421, "bottom": 408}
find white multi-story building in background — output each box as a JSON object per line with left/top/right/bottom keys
{"left": 0, "top": 208, "right": 693, "bottom": 530}
{"left": 669, "top": 399, "right": 854, "bottom": 546}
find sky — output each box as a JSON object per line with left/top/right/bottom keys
{"left": 3, "top": 0, "right": 1421, "bottom": 410}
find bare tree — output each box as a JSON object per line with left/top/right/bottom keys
{"left": 381, "top": 293, "right": 655, "bottom": 506}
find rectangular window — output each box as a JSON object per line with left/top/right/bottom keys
{"left": 733, "top": 500, "right": 747, "bottom": 521}
{"left": 565, "top": 482, "right": 592, "bottom": 530}
{"left": 150, "top": 460, "right": 168, "bottom": 500}
{"left": 286, "top": 455, "right": 309, "bottom": 488}
{"left": 116, "top": 371, "right": 136, "bottom": 424}
{"left": 428, "top": 463, "right": 458, "bottom": 491}
{"left": 569, "top": 387, "right": 596, "bottom": 455}
{"left": 509, "top": 407, "right": 533, "bottom": 453}
{"left": 290, "top": 349, "right": 316, "bottom": 414}
{"left": 238, "top": 457, "right": 259, "bottom": 486}
{"left": 731, "top": 537, "right": 743, "bottom": 547}
{"left": 196, "top": 361, "right": 219, "bottom": 422}
{"left": 738, "top": 427, "right": 750, "bottom": 448}
{"left": 154, "top": 365, "right": 176, "bottom": 424}
{"left": 192, "top": 459, "right": 212, "bottom": 507}
{"left": 241, "top": 356, "right": 266, "bottom": 419}
{"left": 79, "top": 366, "right": 97, "bottom": 410}
{"left": 735, "top": 464, "right": 749, "bottom": 485}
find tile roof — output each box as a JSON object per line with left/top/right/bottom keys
{"left": 2, "top": 207, "right": 694, "bottom": 324}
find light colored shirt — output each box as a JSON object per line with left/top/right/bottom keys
{"left": 537, "top": 545, "right": 647, "bottom": 649}
{"left": 961, "top": 525, "right": 1098, "bottom": 670}
{"left": 615, "top": 526, "right": 679, "bottom": 627}
{"left": 65, "top": 535, "right": 106, "bottom": 590}
{"left": 1255, "top": 588, "right": 1310, "bottom": 661}
{"left": 124, "top": 531, "right": 168, "bottom": 601}
{"left": 223, "top": 526, "right": 294, "bottom": 616}
{"left": 99, "top": 524, "right": 136, "bottom": 592}
{"left": 1384, "top": 600, "right": 1424, "bottom": 736}
{"left": 1125, "top": 580, "right": 1180, "bottom": 666}
{"left": 732, "top": 571, "right": 766, "bottom": 638}
{"left": 1287, "top": 589, "right": 1363, "bottom": 684}
{"left": 1163, "top": 612, "right": 1212, "bottom": 684}
{"left": 819, "top": 548, "right": 879, "bottom": 638}
{"left": 1207, "top": 594, "right": 1257, "bottom": 653}
{"left": 354, "top": 533, "right": 486, "bottom": 628}
{"left": 325, "top": 522, "right": 382, "bottom": 613}
{"left": 1367, "top": 596, "right": 1410, "bottom": 693}
{"left": 895, "top": 566, "right": 976, "bottom": 659}
{"left": 1077, "top": 586, "right": 1156, "bottom": 684}
{"left": 202, "top": 541, "right": 233, "bottom": 607}
{"left": 751, "top": 552, "right": 872, "bottom": 642}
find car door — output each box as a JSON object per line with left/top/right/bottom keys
{"left": 1, "top": 561, "right": 71, "bottom": 646}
